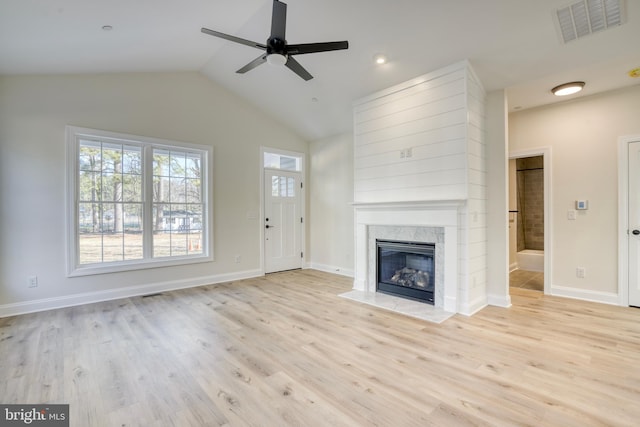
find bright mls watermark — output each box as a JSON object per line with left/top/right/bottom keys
{"left": 0, "top": 405, "right": 68, "bottom": 426}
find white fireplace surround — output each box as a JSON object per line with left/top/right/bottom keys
{"left": 353, "top": 200, "right": 463, "bottom": 313}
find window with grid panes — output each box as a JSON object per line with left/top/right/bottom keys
{"left": 67, "top": 126, "right": 212, "bottom": 276}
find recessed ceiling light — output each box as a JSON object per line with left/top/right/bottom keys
{"left": 373, "top": 54, "right": 387, "bottom": 65}
{"left": 102, "top": 25, "right": 113, "bottom": 31}
{"left": 551, "top": 81, "right": 585, "bottom": 96}
{"left": 311, "top": 97, "right": 319, "bottom": 103}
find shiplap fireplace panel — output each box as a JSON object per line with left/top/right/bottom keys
{"left": 352, "top": 60, "right": 488, "bottom": 316}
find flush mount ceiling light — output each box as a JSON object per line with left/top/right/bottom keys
{"left": 373, "top": 54, "right": 387, "bottom": 65}
{"left": 551, "top": 81, "right": 585, "bottom": 96}
{"left": 102, "top": 25, "right": 113, "bottom": 31}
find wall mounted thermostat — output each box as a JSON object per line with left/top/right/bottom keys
{"left": 576, "top": 200, "right": 589, "bottom": 210}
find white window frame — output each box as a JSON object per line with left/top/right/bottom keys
{"left": 66, "top": 126, "right": 213, "bottom": 277}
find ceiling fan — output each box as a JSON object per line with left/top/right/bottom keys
{"left": 201, "top": 0, "right": 349, "bottom": 81}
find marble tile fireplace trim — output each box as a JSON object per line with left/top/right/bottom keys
{"left": 353, "top": 200, "right": 463, "bottom": 313}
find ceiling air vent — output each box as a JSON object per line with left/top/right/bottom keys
{"left": 556, "top": 0, "right": 624, "bottom": 43}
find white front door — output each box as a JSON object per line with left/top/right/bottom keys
{"left": 264, "top": 170, "right": 302, "bottom": 273}
{"left": 628, "top": 141, "right": 640, "bottom": 306}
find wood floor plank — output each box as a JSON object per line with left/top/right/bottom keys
{"left": 1, "top": 269, "right": 640, "bottom": 426}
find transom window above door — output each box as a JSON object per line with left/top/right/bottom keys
{"left": 264, "top": 152, "right": 301, "bottom": 172}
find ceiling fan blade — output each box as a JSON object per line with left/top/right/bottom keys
{"left": 236, "top": 54, "right": 268, "bottom": 74}
{"left": 285, "top": 56, "right": 313, "bottom": 81}
{"left": 287, "top": 41, "right": 349, "bottom": 55}
{"left": 201, "top": 27, "right": 266, "bottom": 50}
{"left": 271, "top": 0, "right": 287, "bottom": 40}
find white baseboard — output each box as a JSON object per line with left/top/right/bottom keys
{"left": 306, "top": 262, "right": 354, "bottom": 278}
{"left": 487, "top": 293, "right": 512, "bottom": 308}
{"left": 509, "top": 262, "right": 519, "bottom": 272}
{"left": 550, "top": 285, "right": 620, "bottom": 306}
{"left": 0, "top": 269, "right": 264, "bottom": 318}
{"left": 458, "top": 295, "right": 488, "bottom": 316}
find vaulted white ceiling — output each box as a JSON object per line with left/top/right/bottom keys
{"left": 1, "top": 0, "right": 639, "bottom": 140}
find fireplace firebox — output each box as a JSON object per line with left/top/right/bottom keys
{"left": 376, "top": 240, "right": 435, "bottom": 304}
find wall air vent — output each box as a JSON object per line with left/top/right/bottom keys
{"left": 555, "top": 0, "right": 624, "bottom": 43}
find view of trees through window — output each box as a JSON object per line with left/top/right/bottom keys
{"left": 78, "top": 140, "right": 143, "bottom": 264}
{"left": 77, "top": 138, "right": 204, "bottom": 266}
{"left": 152, "top": 149, "right": 203, "bottom": 258}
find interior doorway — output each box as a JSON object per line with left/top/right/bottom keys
{"left": 261, "top": 148, "right": 305, "bottom": 273}
{"left": 618, "top": 135, "right": 640, "bottom": 307}
{"left": 509, "top": 149, "right": 551, "bottom": 294}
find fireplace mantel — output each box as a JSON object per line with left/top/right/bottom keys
{"left": 351, "top": 199, "right": 466, "bottom": 211}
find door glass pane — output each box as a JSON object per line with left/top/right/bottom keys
{"left": 287, "top": 177, "right": 295, "bottom": 197}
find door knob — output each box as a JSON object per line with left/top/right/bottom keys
{"left": 633, "top": 229, "right": 640, "bottom": 235}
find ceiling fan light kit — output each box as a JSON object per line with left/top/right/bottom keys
{"left": 267, "top": 53, "right": 287, "bottom": 66}
{"left": 201, "top": 0, "right": 349, "bottom": 81}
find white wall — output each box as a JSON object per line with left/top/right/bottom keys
{"left": 0, "top": 72, "right": 308, "bottom": 315}
{"left": 485, "top": 90, "right": 510, "bottom": 308}
{"left": 509, "top": 85, "right": 640, "bottom": 300}
{"left": 462, "top": 67, "right": 488, "bottom": 312}
{"left": 308, "top": 132, "right": 354, "bottom": 276}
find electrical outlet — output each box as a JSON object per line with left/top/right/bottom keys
{"left": 576, "top": 267, "right": 585, "bottom": 278}
{"left": 234, "top": 255, "right": 241, "bottom": 263}
{"left": 27, "top": 276, "right": 38, "bottom": 288}
{"left": 399, "top": 148, "right": 413, "bottom": 158}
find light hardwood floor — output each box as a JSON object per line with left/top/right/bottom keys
{"left": 1, "top": 269, "right": 639, "bottom": 426}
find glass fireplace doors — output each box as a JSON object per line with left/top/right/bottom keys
{"left": 376, "top": 240, "right": 435, "bottom": 304}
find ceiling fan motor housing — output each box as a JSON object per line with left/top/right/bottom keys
{"left": 267, "top": 37, "right": 287, "bottom": 55}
